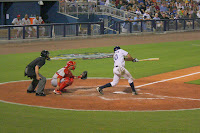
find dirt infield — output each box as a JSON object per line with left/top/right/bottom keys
{"left": 0, "top": 31, "right": 200, "bottom": 111}
{"left": 0, "top": 66, "right": 200, "bottom": 111}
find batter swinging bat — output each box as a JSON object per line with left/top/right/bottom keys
{"left": 138, "top": 58, "right": 159, "bottom": 61}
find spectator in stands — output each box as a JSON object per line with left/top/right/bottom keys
{"left": 153, "top": 13, "right": 162, "bottom": 30}
{"left": 161, "top": 13, "right": 169, "bottom": 19}
{"left": 12, "top": 14, "right": 22, "bottom": 38}
{"left": 186, "top": 14, "right": 193, "bottom": 28}
{"left": 143, "top": 10, "right": 151, "bottom": 19}
{"left": 154, "top": 2, "right": 160, "bottom": 11}
{"left": 122, "top": 16, "right": 133, "bottom": 32}
{"left": 136, "top": 7, "right": 142, "bottom": 15}
{"left": 22, "top": 14, "right": 33, "bottom": 37}
{"left": 160, "top": 3, "right": 168, "bottom": 12}
{"left": 117, "top": 0, "right": 123, "bottom": 9}
{"left": 139, "top": 2, "right": 146, "bottom": 14}
{"left": 197, "top": 10, "right": 200, "bottom": 18}
{"left": 33, "top": 15, "right": 45, "bottom": 36}
{"left": 133, "top": 13, "right": 142, "bottom": 31}
{"left": 143, "top": 13, "right": 152, "bottom": 31}
{"left": 120, "top": 4, "right": 127, "bottom": 11}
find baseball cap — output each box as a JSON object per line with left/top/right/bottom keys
{"left": 17, "top": 15, "right": 20, "bottom": 17}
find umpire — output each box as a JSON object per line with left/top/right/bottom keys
{"left": 25, "top": 50, "right": 50, "bottom": 96}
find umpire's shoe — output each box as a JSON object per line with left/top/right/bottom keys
{"left": 96, "top": 87, "right": 103, "bottom": 95}
{"left": 27, "top": 90, "right": 36, "bottom": 93}
{"left": 36, "top": 92, "right": 46, "bottom": 96}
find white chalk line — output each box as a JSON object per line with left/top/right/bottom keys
{"left": 135, "top": 71, "right": 200, "bottom": 88}
{"left": 99, "top": 96, "right": 165, "bottom": 101}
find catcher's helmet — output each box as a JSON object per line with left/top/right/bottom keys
{"left": 114, "top": 46, "right": 120, "bottom": 52}
{"left": 41, "top": 50, "right": 50, "bottom": 60}
{"left": 66, "top": 61, "right": 76, "bottom": 70}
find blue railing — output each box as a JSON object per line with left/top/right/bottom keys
{"left": 0, "top": 22, "right": 104, "bottom": 40}
{"left": 0, "top": 19, "right": 199, "bottom": 40}
{"left": 115, "top": 18, "right": 200, "bottom": 34}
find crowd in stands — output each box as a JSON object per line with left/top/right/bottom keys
{"left": 59, "top": 0, "right": 200, "bottom": 20}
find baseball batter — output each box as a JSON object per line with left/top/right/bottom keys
{"left": 51, "top": 61, "right": 87, "bottom": 95}
{"left": 96, "top": 46, "right": 139, "bottom": 95}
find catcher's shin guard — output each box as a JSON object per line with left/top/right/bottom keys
{"left": 59, "top": 78, "right": 74, "bottom": 91}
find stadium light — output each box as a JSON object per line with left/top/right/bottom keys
{"left": 38, "top": 0, "right": 44, "bottom": 5}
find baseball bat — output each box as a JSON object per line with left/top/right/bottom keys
{"left": 138, "top": 58, "right": 159, "bottom": 61}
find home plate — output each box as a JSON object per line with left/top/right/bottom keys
{"left": 113, "top": 91, "right": 127, "bottom": 94}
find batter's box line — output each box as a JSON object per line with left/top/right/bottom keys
{"left": 99, "top": 96, "right": 165, "bottom": 101}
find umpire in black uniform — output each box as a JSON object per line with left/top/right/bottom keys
{"left": 25, "top": 50, "right": 50, "bottom": 96}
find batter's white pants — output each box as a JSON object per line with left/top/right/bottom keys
{"left": 110, "top": 66, "right": 134, "bottom": 87}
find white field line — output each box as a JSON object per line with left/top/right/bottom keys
{"left": 143, "top": 93, "right": 200, "bottom": 101}
{"left": 135, "top": 71, "right": 200, "bottom": 88}
{"left": 99, "top": 96, "right": 165, "bottom": 101}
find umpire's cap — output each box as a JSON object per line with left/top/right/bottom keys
{"left": 114, "top": 46, "right": 121, "bottom": 52}
{"left": 41, "top": 50, "right": 50, "bottom": 60}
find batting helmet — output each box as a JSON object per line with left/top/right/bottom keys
{"left": 66, "top": 61, "right": 76, "bottom": 70}
{"left": 114, "top": 46, "right": 120, "bottom": 52}
{"left": 41, "top": 50, "right": 50, "bottom": 60}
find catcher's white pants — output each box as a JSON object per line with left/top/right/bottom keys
{"left": 110, "top": 66, "right": 134, "bottom": 87}
{"left": 51, "top": 78, "right": 65, "bottom": 87}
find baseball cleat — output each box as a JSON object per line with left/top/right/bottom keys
{"left": 53, "top": 90, "right": 62, "bottom": 95}
{"left": 132, "top": 91, "right": 138, "bottom": 95}
{"left": 36, "top": 92, "right": 46, "bottom": 96}
{"left": 96, "top": 87, "right": 103, "bottom": 95}
{"left": 27, "top": 90, "right": 36, "bottom": 93}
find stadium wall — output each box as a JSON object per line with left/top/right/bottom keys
{"left": 0, "top": 1, "right": 78, "bottom": 25}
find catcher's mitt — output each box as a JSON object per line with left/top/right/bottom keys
{"left": 81, "top": 71, "right": 87, "bottom": 79}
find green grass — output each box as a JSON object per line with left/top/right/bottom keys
{"left": 0, "top": 40, "right": 200, "bottom": 132}
{"left": 186, "top": 79, "right": 200, "bottom": 85}
{"left": 0, "top": 102, "right": 200, "bottom": 133}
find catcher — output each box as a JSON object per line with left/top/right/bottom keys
{"left": 51, "top": 61, "right": 87, "bottom": 95}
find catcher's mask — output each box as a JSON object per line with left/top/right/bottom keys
{"left": 114, "top": 46, "right": 120, "bottom": 52}
{"left": 41, "top": 50, "right": 50, "bottom": 60}
{"left": 66, "top": 61, "right": 76, "bottom": 70}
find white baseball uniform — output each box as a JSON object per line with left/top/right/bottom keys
{"left": 33, "top": 18, "right": 45, "bottom": 35}
{"left": 12, "top": 18, "right": 23, "bottom": 37}
{"left": 22, "top": 18, "right": 32, "bottom": 36}
{"left": 111, "top": 49, "right": 134, "bottom": 86}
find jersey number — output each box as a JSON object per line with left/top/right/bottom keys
{"left": 114, "top": 54, "right": 118, "bottom": 60}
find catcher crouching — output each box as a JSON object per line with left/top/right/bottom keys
{"left": 51, "top": 61, "right": 87, "bottom": 95}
